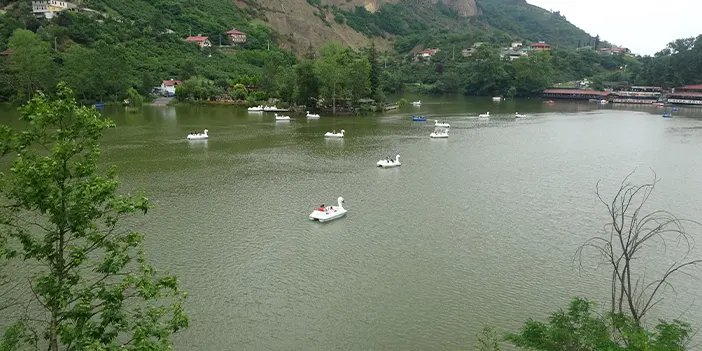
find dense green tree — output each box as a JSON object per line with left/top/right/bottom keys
{"left": 367, "top": 42, "right": 380, "bottom": 97}
{"left": 60, "top": 41, "right": 132, "bottom": 102}
{"left": 512, "top": 52, "right": 553, "bottom": 96}
{"left": 293, "top": 60, "right": 319, "bottom": 106}
{"left": 7, "top": 28, "right": 55, "bottom": 99}
{"left": 0, "top": 83, "right": 188, "bottom": 350}
{"left": 506, "top": 297, "right": 691, "bottom": 351}
{"left": 126, "top": 87, "right": 144, "bottom": 108}
{"left": 177, "top": 76, "right": 223, "bottom": 101}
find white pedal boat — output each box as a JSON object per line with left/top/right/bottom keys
{"left": 187, "top": 129, "right": 208, "bottom": 140}
{"left": 430, "top": 131, "right": 449, "bottom": 138}
{"left": 377, "top": 154, "right": 401, "bottom": 168}
{"left": 435, "top": 120, "right": 450, "bottom": 128}
{"left": 309, "top": 197, "right": 347, "bottom": 222}
{"left": 324, "top": 129, "right": 344, "bottom": 138}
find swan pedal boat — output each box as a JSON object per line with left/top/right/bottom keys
{"left": 275, "top": 114, "right": 290, "bottom": 120}
{"left": 306, "top": 111, "right": 320, "bottom": 118}
{"left": 377, "top": 155, "right": 401, "bottom": 168}
{"left": 264, "top": 105, "right": 289, "bottom": 112}
{"left": 430, "top": 131, "right": 449, "bottom": 138}
{"left": 309, "top": 197, "right": 347, "bottom": 222}
{"left": 248, "top": 105, "right": 264, "bottom": 111}
{"left": 515, "top": 112, "right": 526, "bottom": 118}
{"left": 478, "top": 112, "right": 490, "bottom": 119}
{"left": 435, "top": 120, "right": 450, "bottom": 128}
{"left": 325, "top": 129, "right": 344, "bottom": 138}
{"left": 411, "top": 101, "right": 421, "bottom": 106}
{"left": 187, "top": 129, "right": 208, "bottom": 140}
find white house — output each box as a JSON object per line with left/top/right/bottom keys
{"left": 160, "top": 79, "right": 183, "bottom": 96}
{"left": 31, "top": 0, "right": 75, "bottom": 19}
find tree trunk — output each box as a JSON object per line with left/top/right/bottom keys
{"left": 332, "top": 82, "right": 336, "bottom": 115}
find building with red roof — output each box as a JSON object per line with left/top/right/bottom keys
{"left": 226, "top": 29, "right": 247, "bottom": 45}
{"left": 542, "top": 88, "right": 610, "bottom": 100}
{"left": 416, "top": 48, "right": 440, "bottom": 60}
{"left": 531, "top": 41, "right": 551, "bottom": 51}
{"left": 184, "top": 36, "right": 212, "bottom": 49}
{"left": 668, "top": 85, "right": 702, "bottom": 105}
{"left": 160, "top": 79, "right": 183, "bottom": 96}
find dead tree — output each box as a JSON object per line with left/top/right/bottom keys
{"left": 576, "top": 170, "right": 702, "bottom": 326}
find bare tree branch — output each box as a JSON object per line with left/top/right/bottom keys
{"left": 576, "top": 170, "right": 702, "bottom": 325}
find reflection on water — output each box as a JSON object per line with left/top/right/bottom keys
{"left": 275, "top": 120, "right": 291, "bottom": 128}
{"left": 187, "top": 139, "right": 208, "bottom": 149}
{"left": 155, "top": 106, "right": 176, "bottom": 119}
{"left": 324, "top": 137, "right": 344, "bottom": 146}
{"left": 3, "top": 98, "right": 702, "bottom": 350}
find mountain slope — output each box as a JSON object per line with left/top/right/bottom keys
{"left": 475, "top": 0, "right": 592, "bottom": 48}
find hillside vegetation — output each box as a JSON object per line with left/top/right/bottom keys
{"left": 0, "top": 0, "right": 699, "bottom": 106}
{"left": 475, "top": 0, "right": 593, "bottom": 48}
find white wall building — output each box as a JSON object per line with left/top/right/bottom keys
{"left": 31, "top": 1, "right": 75, "bottom": 19}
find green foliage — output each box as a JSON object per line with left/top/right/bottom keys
{"left": 126, "top": 87, "right": 144, "bottom": 108}
{"left": 293, "top": 60, "right": 319, "bottom": 106}
{"left": 475, "top": 326, "right": 501, "bottom": 351}
{"left": 632, "top": 35, "right": 702, "bottom": 88}
{"left": 506, "top": 297, "right": 692, "bottom": 351}
{"left": 0, "top": 0, "right": 291, "bottom": 104}
{"left": 314, "top": 42, "right": 371, "bottom": 111}
{"left": 176, "top": 76, "right": 224, "bottom": 101}
{"left": 475, "top": 0, "right": 592, "bottom": 48}
{"left": 0, "top": 83, "right": 188, "bottom": 349}
{"left": 6, "top": 28, "right": 55, "bottom": 98}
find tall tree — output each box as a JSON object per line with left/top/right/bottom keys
{"left": 576, "top": 171, "right": 702, "bottom": 326}
{"left": 0, "top": 84, "right": 188, "bottom": 350}
{"left": 594, "top": 34, "right": 600, "bottom": 50}
{"left": 294, "top": 60, "right": 319, "bottom": 107}
{"left": 7, "top": 28, "right": 55, "bottom": 100}
{"left": 367, "top": 42, "right": 380, "bottom": 97}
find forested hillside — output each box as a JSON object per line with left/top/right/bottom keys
{"left": 475, "top": 0, "right": 592, "bottom": 48}
{"left": 0, "top": 0, "right": 699, "bottom": 106}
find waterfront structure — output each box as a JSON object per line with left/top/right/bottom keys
{"left": 542, "top": 88, "right": 610, "bottom": 100}
{"left": 611, "top": 86, "right": 662, "bottom": 104}
{"left": 668, "top": 85, "right": 702, "bottom": 105}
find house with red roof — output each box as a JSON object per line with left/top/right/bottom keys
{"left": 184, "top": 36, "right": 212, "bottom": 49}
{"left": 668, "top": 84, "right": 702, "bottom": 105}
{"left": 531, "top": 41, "right": 551, "bottom": 51}
{"left": 226, "top": 29, "right": 247, "bottom": 45}
{"left": 160, "top": 79, "right": 183, "bottom": 96}
{"left": 416, "top": 48, "right": 440, "bottom": 60}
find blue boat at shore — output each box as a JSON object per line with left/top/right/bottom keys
{"left": 412, "top": 115, "right": 427, "bottom": 121}
{"left": 663, "top": 112, "right": 672, "bottom": 118}
{"left": 93, "top": 103, "right": 105, "bottom": 108}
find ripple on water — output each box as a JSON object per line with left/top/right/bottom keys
{"left": 88, "top": 107, "right": 702, "bottom": 350}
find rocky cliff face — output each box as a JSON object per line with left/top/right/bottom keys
{"left": 252, "top": 0, "right": 478, "bottom": 54}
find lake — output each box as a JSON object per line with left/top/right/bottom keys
{"left": 2, "top": 97, "right": 702, "bottom": 350}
